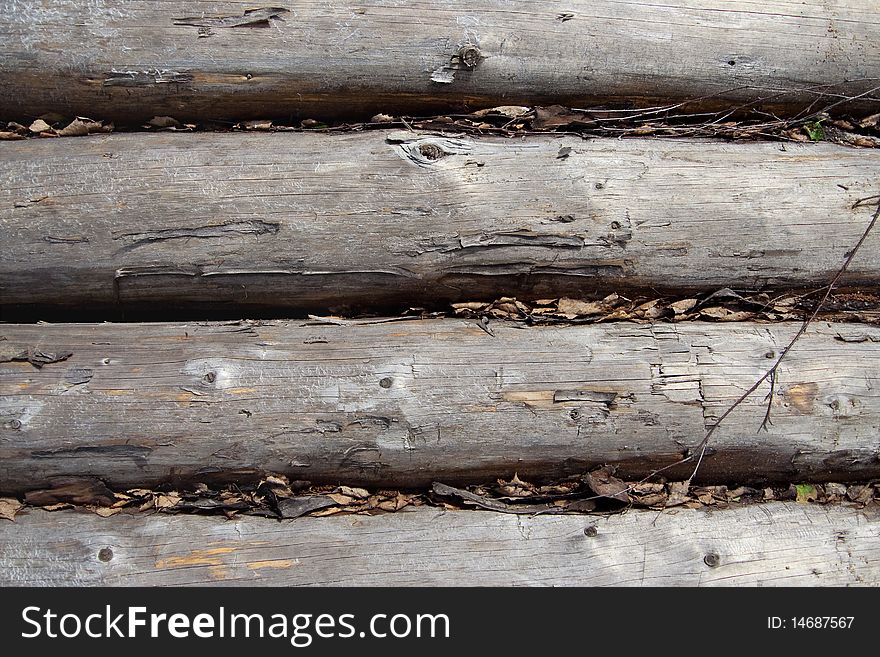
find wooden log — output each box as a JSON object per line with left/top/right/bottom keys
{"left": 1, "top": 1, "right": 878, "bottom": 123}
{"left": 2, "top": 503, "right": 877, "bottom": 586}
{"left": 3, "top": 132, "right": 880, "bottom": 318}
{"left": 2, "top": 319, "right": 879, "bottom": 494}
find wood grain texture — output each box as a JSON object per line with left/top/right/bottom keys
{"left": 1, "top": 503, "right": 877, "bottom": 586}
{"left": 1, "top": 1, "right": 879, "bottom": 123}
{"left": 3, "top": 131, "right": 880, "bottom": 318}
{"left": 2, "top": 319, "right": 880, "bottom": 493}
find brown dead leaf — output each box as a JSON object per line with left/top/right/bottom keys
{"left": 327, "top": 493, "right": 353, "bottom": 505}
{"left": 29, "top": 119, "right": 53, "bottom": 133}
{"left": 669, "top": 299, "right": 698, "bottom": 314}
{"left": 557, "top": 297, "right": 605, "bottom": 317}
{"left": 156, "top": 493, "right": 181, "bottom": 509}
{"left": 338, "top": 486, "right": 369, "bottom": 499}
{"left": 533, "top": 105, "right": 588, "bottom": 129}
{"left": 846, "top": 485, "right": 873, "bottom": 504}
{"left": 859, "top": 112, "right": 880, "bottom": 129}
{"left": 583, "top": 466, "right": 630, "bottom": 503}
{"left": 473, "top": 106, "right": 531, "bottom": 118}
{"left": 0, "top": 131, "right": 25, "bottom": 140}
{"left": 242, "top": 119, "right": 273, "bottom": 130}
{"left": 91, "top": 506, "right": 123, "bottom": 517}
{"left": 310, "top": 507, "right": 343, "bottom": 516}
{"left": 666, "top": 481, "right": 690, "bottom": 506}
{"left": 57, "top": 118, "right": 91, "bottom": 137}
{"left": 0, "top": 497, "right": 22, "bottom": 521}
{"left": 148, "top": 116, "right": 180, "bottom": 128}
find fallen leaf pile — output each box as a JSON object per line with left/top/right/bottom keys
{"left": 449, "top": 289, "right": 880, "bottom": 326}
{"left": 5, "top": 106, "right": 878, "bottom": 148}
{"left": 2, "top": 470, "right": 876, "bottom": 521}
{"left": 0, "top": 115, "right": 112, "bottom": 139}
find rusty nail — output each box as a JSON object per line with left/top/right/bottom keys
{"left": 584, "top": 525, "right": 598, "bottom": 537}
{"left": 704, "top": 552, "right": 721, "bottom": 567}
{"left": 98, "top": 547, "right": 114, "bottom": 562}
{"left": 379, "top": 377, "right": 393, "bottom": 389}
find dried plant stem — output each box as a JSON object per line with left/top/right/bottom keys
{"left": 686, "top": 196, "right": 880, "bottom": 484}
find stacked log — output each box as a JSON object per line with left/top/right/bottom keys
{"left": 2, "top": 0, "right": 879, "bottom": 586}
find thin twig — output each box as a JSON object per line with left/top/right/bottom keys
{"left": 686, "top": 196, "right": 880, "bottom": 484}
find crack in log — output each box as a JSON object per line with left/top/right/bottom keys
{"left": 412, "top": 231, "right": 588, "bottom": 255}
{"left": 113, "top": 220, "right": 280, "bottom": 252}
{"left": 103, "top": 69, "right": 192, "bottom": 87}
{"left": 439, "top": 262, "right": 629, "bottom": 278}
{"left": 31, "top": 445, "right": 153, "bottom": 461}
{"left": 174, "top": 7, "right": 289, "bottom": 29}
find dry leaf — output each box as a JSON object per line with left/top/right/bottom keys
{"left": 0, "top": 497, "right": 22, "bottom": 521}
{"left": 667, "top": 481, "right": 690, "bottom": 506}
{"left": 91, "top": 506, "right": 122, "bottom": 517}
{"left": 57, "top": 118, "right": 92, "bottom": 137}
{"left": 670, "top": 299, "right": 698, "bottom": 314}
{"left": 583, "top": 466, "right": 629, "bottom": 502}
{"left": 338, "top": 486, "right": 369, "bottom": 499}
{"left": 310, "top": 507, "right": 343, "bottom": 517}
{"left": 242, "top": 119, "right": 272, "bottom": 130}
{"left": 156, "top": 493, "right": 181, "bottom": 509}
{"left": 29, "top": 119, "right": 53, "bottom": 133}
{"left": 472, "top": 106, "right": 530, "bottom": 118}
{"left": 148, "top": 116, "right": 180, "bottom": 128}
{"left": 327, "top": 493, "right": 353, "bottom": 505}
{"left": 557, "top": 297, "right": 605, "bottom": 316}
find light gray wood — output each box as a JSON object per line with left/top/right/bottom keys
{"left": 2, "top": 319, "right": 879, "bottom": 493}
{"left": 1, "top": 503, "right": 877, "bottom": 586}
{"left": 3, "top": 132, "right": 880, "bottom": 317}
{"left": 1, "top": 1, "right": 878, "bottom": 122}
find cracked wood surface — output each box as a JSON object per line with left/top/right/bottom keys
{"left": 0, "top": 1, "right": 878, "bottom": 122}
{"left": 1, "top": 503, "right": 877, "bottom": 586}
{"left": 2, "top": 320, "right": 880, "bottom": 494}
{"left": 3, "top": 132, "right": 880, "bottom": 318}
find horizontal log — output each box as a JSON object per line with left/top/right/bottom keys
{"left": 2, "top": 503, "right": 877, "bottom": 586}
{"left": 3, "top": 132, "right": 880, "bottom": 318}
{"left": 2, "top": 319, "right": 879, "bottom": 494}
{"left": 1, "top": 1, "right": 878, "bottom": 122}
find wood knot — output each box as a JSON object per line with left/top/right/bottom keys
{"left": 458, "top": 44, "right": 483, "bottom": 68}
{"left": 418, "top": 143, "right": 445, "bottom": 160}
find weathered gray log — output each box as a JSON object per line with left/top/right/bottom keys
{"left": 1, "top": 503, "right": 877, "bottom": 586}
{"left": 2, "top": 319, "right": 879, "bottom": 494}
{"left": 1, "top": 1, "right": 878, "bottom": 122}
{"left": 3, "top": 132, "right": 880, "bottom": 318}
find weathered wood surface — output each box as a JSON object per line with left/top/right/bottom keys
{"left": 1, "top": 503, "right": 877, "bottom": 586}
{"left": 2, "top": 320, "right": 879, "bottom": 493}
{"left": 1, "top": 1, "right": 878, "bottom": 122}
{"left": 3, "top": 132, "right": 880, "bottom": 318}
